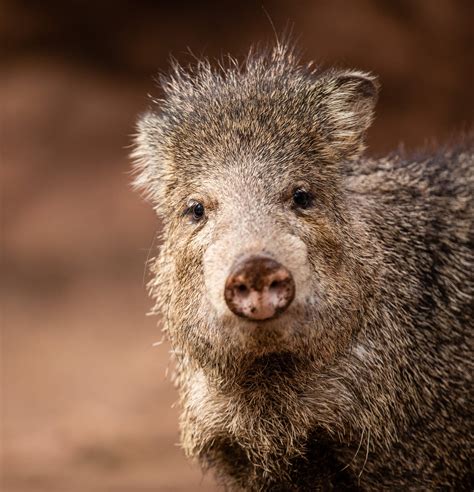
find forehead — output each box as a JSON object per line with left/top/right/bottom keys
{"left": 165, "top": 84, "right": 326, "bottom": 177}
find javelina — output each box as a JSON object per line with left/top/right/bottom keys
{"left": 132, "top": 44, "right": 473, "bottom": 490}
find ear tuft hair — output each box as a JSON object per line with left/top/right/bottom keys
{"left": 130, "top": 111, "right": 168, "bottom": 206}
{"left": 314, "top": 70, "right": 379, "bottom": 158}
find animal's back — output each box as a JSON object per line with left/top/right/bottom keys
{"left": 344, "top": 139, "right": 473, "bottom": 488}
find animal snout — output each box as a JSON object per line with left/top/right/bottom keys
{"left": 224, "top": 256, "right": 295, "bottom": 321}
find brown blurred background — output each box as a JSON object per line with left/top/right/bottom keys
{"left": 1, "top": 1, "right": 473, "bottom": 491}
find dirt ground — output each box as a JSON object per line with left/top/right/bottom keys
{"left": 1, "top": 2, "right": 472, "bottom": 491}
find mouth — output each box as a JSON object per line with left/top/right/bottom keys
{"left": 233, "top": 306, "right": 288, "bottom": 323}
{"left": 233, "top": 305, "right": 293, "bottom": 327}
{"left": 229, "top": 312, "right": 297, "bottom": 353}
{"left": 237, "top": 350, "right": 306, "bottom": 382}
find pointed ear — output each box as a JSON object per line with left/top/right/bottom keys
{"left": 314, "top": 70, "right": 379, "bottom": 158}
{"left": 131, "top": 111, "right": 168, "bottom": 205}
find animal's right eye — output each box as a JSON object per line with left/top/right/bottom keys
{"left": 186, "top": 201, "right": 205, "bottom": 222}
{"left": 192, "top": 202, "right": 205, "bottom": 220}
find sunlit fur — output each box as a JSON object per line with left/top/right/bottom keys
{"left": 132, "top": 44, "right": 473, "bottom": 490}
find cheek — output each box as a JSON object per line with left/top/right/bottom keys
{"left": 203, "top": 238, "right": 233, "bottom": 317}
{"left": 174, "top": 240, "right": 202, "bottom": 284}
{"left": 170, "top": 223, "right": 231, "bottom": 330}
{"left": 303, "top": 218, "right": 362, "bottom": 323}
{"left": 279, "top": 234, "right": 312, "bottom": 304}
{"left": 304, "top": 217, "right": 345, "bottom": 274}
{"left": 171, "top": 216, "right": 214, "bottom": 288}
{"left": 170, "top": 235, "right": 207, "bottom": 321}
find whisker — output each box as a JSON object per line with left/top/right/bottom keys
{"left": 340, "top": 426, "right": 365, "bottom": 472}
{"left": 142, "top": 230, "right": 160, "bottom": 287}
{"left": 358, "top": 427, "right": 370, "bottom": 483}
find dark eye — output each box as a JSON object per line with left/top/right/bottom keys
{"left": 190, "top": 201, "right": 205, "bottom": 221}
{"left": 292, "top": 188, "right": 313, "bottom": 209}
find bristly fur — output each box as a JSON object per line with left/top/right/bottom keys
{"left": 132, "top": 43, "right": 473, "bottom": 490}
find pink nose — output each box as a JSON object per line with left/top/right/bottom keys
{"left": 224, "top": 256, "right": 295, "bottom": 321}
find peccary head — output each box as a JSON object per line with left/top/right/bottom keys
{"left": 133, "top": 45, "right": 379, "bottom": 378}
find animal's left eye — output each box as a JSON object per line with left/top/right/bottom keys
{"left": 292, "top": 188, "right": 313, "bottom": 209}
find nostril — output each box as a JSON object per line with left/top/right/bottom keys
{"left": 236, "top": 284, "right": 248, "bottom": 294}
{"left": 269, "top": 280, "right": 280, "bottom": 290}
